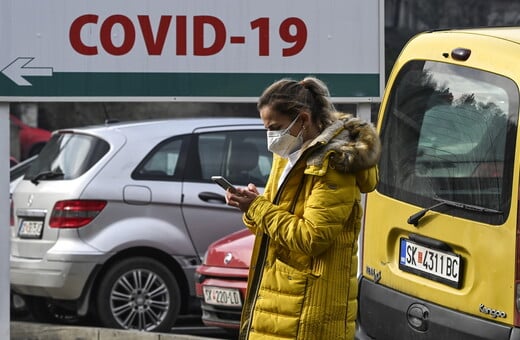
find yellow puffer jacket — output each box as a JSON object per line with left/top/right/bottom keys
{"left": 239, "top": 114, "right": 381, "bottom": 340}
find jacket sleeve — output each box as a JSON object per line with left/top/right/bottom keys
{"left": 356, "top": 165, "right": 379, "bottom": 193}
{"left": 245, "top": 169, "right": 358, "bottom": 257}
{"left": 241, "top": 168, "right": 279, "bottom": 233}
{"left": 242, "top": 211, "right": 258, "bottom": 233}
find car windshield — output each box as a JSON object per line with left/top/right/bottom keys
{"left": 25, "top": 132, "right": 110, "bottom": 181}
{"left": 378, "top": 60, "right": 519, "bottom": 225}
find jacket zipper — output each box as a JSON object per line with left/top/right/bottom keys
{"left": 242, "top": 156, "right": 308, "bottom": 338}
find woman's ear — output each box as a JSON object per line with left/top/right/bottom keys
{"left": 299, "top": 110, "right": 311, "bottom": 126}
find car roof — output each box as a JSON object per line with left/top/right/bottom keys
{"left": 55, "top": 117, "right": 265, "bottom": 140}
{"left": 432, "top": 26, "right": 520, "bottom": 44}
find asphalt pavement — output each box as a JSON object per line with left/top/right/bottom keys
{"left": 11, "top": 313, "right": 234, "bottom": 340}
{"left": 10, "top": 320, "right": 220, "bottom": 340}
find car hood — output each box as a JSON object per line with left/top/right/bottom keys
{"left": 204, "top": 228, "right": 254, "bottom": 269}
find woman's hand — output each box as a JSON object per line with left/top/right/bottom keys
{"left": 225, "top": 183, "right": 259, "bottom": 212}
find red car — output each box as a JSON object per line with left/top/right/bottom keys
{"left": 195, "top": 228, "right": 254, "bottom": 334}
{"left": 10, "top": 114, "right": 51, "bottom": 160}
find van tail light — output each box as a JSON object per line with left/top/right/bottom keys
{"left": 514, "top": 195, "right": 520, "bottom": 327}
{"left": 359, "top": 194, "right": 368, "bottom": 275}
{"left": 49, "top": 200, "right": 107, "bottom": 229}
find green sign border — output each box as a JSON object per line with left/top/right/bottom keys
{"left": 0, "top": 72, "right": 379, "bottom": 98}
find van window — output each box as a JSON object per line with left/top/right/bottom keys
{"left": 378, "top": 60, "right": 519, "bottom": 224}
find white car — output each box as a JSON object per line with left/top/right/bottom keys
{"left": 11, "top": 117, "right": 271, "bottom": 332}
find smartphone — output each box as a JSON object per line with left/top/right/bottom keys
{"left": 211, "top": 176, "right": 237, "bottom": 193}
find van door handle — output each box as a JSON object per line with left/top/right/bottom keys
{"left": 409, "top": 233, "right": 452, "bottom": 251}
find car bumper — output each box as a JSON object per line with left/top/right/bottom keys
{"left": 201, "top": 302, "right": 242, "bottom": 329}
{"left": 357, "top": 278, "right": 520, "bottom": 340}
{"left": 195, "top": 272, "right": 248, "bottom": 330}
{"left": 10, "top": 256, "right": 97, "bottom": 300}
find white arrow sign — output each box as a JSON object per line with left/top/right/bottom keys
{"left": 1, "top": 57, "right": 53, "bottom": 86}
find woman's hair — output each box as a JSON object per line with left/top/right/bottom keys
{"left": 257, "top": 77, "right": 336, "bottom": 131}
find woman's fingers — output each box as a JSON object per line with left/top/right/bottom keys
{"left": 225, "top": 187, "right": 258, "bottom": 211}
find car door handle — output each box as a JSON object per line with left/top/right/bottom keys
{"left": 198, "top": 191, "right": 226, "bottom": 204}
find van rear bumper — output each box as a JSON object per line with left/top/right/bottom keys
{"left": 356, "top": 277, "right": 520, "bottom": 340}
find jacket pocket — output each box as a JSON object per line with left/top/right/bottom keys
{"left": 271, "top": 258, "right": 313, "bottom": 294}
{"left": 258, "top": 258, "right": 310, "bottom": 309}
{"left": 252, "top": 258, "right": 313, "bottom": 337}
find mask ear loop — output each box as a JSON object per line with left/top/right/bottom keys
{"left": 283, "top": 114, "right": 300, "bottom": 134}
{"left": 299, "top": 112, "right": 310, "bottom": 139}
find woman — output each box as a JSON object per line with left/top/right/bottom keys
{"left": 226, "top": 77, "right": 381, "bottom": 339}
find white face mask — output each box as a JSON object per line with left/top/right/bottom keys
{"left": 267, "top": 115, "right": 303, "bottom": 158}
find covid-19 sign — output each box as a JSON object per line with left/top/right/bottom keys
{"left": 0, "top": 0, "right": 383, "bottom": 101}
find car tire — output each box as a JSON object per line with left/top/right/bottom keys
{"left": 96, "top": 256, "right": 181, "bottom": 332}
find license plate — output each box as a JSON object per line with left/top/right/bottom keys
{"left": 203, "top": 286, "right": 242, "bottom": 307}
{"left": 399, "top": 238, "right": 462, "bottom": 288}
{"left": 18, "top": 219, "right": 44, "bottom": 239}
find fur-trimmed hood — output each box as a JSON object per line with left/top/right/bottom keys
{"left": 306, "top": 113, "right": 381, "bottom": 173}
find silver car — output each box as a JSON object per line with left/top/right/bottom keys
{"left": 10, "top": 117, "right": 271, "bottom": 332}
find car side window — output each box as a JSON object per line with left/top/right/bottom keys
{"left": 197, "top": 130, "right": 271, "bottom": 187}
{"left": 132, "top": 138, "right": 183, "bottom": 180}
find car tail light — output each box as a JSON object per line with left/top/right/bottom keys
{"left": 49, "top": 200, "right": 107, "bottom": 228}
{"left": 10, "top": 199, "right": 14, "bottom": 227}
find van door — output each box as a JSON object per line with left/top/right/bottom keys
{"left": 358, "top": 52, "right": 520, "bottom": 338}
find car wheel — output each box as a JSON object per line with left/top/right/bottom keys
{"left": 96, "top": 257, "right": 181, "bottom": 332}
{"left": 24, "top": 296, "right": 80, "bottom": 324}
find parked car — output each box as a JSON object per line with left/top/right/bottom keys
{"left": 10, "top": 117, "right": 271, "bottom": 332}
{"left": 10, "top": 114, "right": 51, "bottom": 160}
{"left": 195, "top": 228, "right": 254, "bottom": 335}
{"left": 357, "top": 27, "right": 520, "bottom": 339}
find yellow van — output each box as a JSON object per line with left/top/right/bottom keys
{"left": 357, "top": 27, "right": 520, "bottom": 339}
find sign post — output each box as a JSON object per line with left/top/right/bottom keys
{"left": 0, "top": 105, "right": 8, "bottom": 339}
{"left": 1, "top": 1, "right": 383, "bottom": 336}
